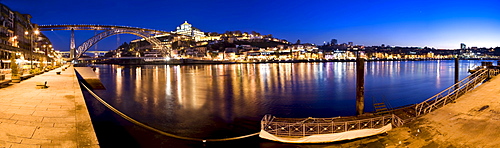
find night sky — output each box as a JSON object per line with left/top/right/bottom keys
{"left": 2, "top": 0, "right": 500, "bottom": 51}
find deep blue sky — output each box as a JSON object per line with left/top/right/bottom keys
{"left": 2, "top": 0, "right": 500, "bottom": 51}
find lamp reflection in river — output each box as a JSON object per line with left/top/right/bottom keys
{"left": 187, "top": 67, "right": 205, "bottom": 110}
{"left": 175, "top": 66, "right": 183, "bottom": 105}
{"left": 136, "top": 67, "right": 141, "bottom": 81}
{"left": 165, "top": 65, "right": 171, "bottom": 98}
{"left": 115, "top": 66, "right": 123, "bottom": 103}
{"left": 134, "top": 66, "right": 144, "bottom": 105}
{"left": 436, "top": 60, "right": 441, "bottom": 87}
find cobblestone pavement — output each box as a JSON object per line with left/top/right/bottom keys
{"left": 0, "top": 66, "right": 99, "bottom": 148}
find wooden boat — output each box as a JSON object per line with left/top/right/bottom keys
{"left": 259, "top": 114, "right": 403, "bottom": 143}
{"left": 468, "top": 66, "right": 482, "bottom": 74}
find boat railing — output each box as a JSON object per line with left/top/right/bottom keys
{"left": 261, "top": 114, "right": 403, "bottom": 137}
{"left": 415, "top": 68, "right": 500, "bottom": 116}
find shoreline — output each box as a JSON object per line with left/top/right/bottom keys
{"left": 85, "top": 57, "right": 499, "bottom": 65}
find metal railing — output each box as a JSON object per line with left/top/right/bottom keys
{"left": 261, "top": 114, "right": 403, "bottom": 137}
{"left": 415, "top": 68, "right": 500, "bottom": 116}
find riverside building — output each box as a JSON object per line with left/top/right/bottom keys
{"left": 0, "top": 3, "right": 60, "bottom": 73}
{"left": 172, "top": 21, "right": 206, "bottom": 39}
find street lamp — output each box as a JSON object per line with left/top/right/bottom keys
{"left": 27, "top": 29, "right": 40, "bottom": 69}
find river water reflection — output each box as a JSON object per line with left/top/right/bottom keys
{"left": 88, "top": 60, "right": 491, "bottom": 146}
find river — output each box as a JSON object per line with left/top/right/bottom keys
{"left": 81, "top": 60, "right": 493, "bottom": 147}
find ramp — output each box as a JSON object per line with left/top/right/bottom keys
{"left": 75, "top": 67, "right": 106, "bottom": 90}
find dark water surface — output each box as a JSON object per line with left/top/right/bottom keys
{"left": 82, "top": 60, "right": 492, "bottom": 147}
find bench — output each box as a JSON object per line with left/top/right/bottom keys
{"left": 36, "top": 81, "right": 47, "bottom": 89}
{"left": 21, "top": 74, "right": 35, "bottom": 80}
{"left": 0, "top": 80, "right": 10, "bottom": 87}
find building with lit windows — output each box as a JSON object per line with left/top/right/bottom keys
{"left": 461, "top": 43, "right": 466, "bottom": 50}
{"left": 172, "top": 21, "right": 205, "bottom": 38}
{"left": 0, "top": 3, "right": 60, "bottom": 71}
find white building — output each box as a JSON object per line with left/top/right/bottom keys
{"left": 172, "top": 21, "right": 205, "bottom": 38}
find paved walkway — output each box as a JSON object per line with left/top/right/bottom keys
{"left": 398, "top": 75, "right": 500, "bottom": 147}
{"left": 0, "top": 66, "right": 99, "bottom": 148}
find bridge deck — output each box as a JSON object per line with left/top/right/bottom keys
{"left": 0, "top": 65, "right": 99, "bottom": 147}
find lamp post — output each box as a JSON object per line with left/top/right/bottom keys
{"left": 26, "top": 30, "right": 39, "bottom": 69}
{"left": 25, "top": 31, "right": 31, "bottom": 69}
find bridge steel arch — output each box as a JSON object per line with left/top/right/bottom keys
{"left": 38, "top": 24, "right": 172, "bottom": 59}
{"left": 75, "top": 28, "right": 169, "bottom": 59}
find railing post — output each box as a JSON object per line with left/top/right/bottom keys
{"left": 331, "top": 122, "right": 334, "bottom": 133}
{"left": 488, "top": 69, "right": 491, "bottom": 80}
{"left": 275, "top": 124, "right": 279, "bottom": 135}
{"left": 370, "top": 118, "right": 373, "bottom": 128}
{"left": 288, "top": 123, "right": 291, "bottom": 137}
{"left": 391, "top": 114, "right": 395, "bottom": 127}
{"left": 318, "top": 123, "right": 320, "bottom": 134}
{"left": 443, "top": 96, "right": 448, "bottom": 107}
{"left": 345, "top": 122, "right": 348, "bottom": 132}
{"left": 302, "top": 124, "right": 305, "bottom": 137}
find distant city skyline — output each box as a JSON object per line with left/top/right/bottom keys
{"left": 2, "top": 0, "right": 500, "bottom": 51}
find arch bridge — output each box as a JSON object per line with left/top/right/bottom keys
{"left": 38, "top": 24, "right": 173, "bottom": 59}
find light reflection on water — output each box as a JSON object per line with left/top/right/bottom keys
{"left": 92, "top": 60, "right": 491, "bottom": 140}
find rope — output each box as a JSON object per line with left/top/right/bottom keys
{"left": 80, "top": 82, "right": 260, "bottom": 142}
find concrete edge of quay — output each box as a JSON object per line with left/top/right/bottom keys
{"left": 72, "top": 66, "right": 100, "bottom": 148}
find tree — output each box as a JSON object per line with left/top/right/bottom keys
{"left": 208, "top": 32, "right": 219, "bottom": 36}
{"left": 296, "top": 39, "right": 301, "bottom": 45}
{"left": 494, "top": 47, "right": 500, "bottom": 56}
{"left": 10, "top": 53, "right": 18, "bottom": 75}
{"left": 224, "top": 31, "right": 234, "bottom": 37}
{"left": 251, "top": 31, "right": 260, "bottom": 36}
{"left": 234, "top": 30, "right": 242, "bottom": 36}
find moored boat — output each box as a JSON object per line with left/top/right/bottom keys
{"left": 259, "top": 114, "right": 403, "bottom": 143}
{"left": 468, "top": 66, "right": 482, "bottom": 74}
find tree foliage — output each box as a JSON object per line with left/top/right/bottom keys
{"left": 10, "top": 53, "right": 18, "bottom": 75}
{"left": 494, "top": 47, "right": 500, "bottom": 56}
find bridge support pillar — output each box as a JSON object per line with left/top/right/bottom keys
{"left": 356, "top": 56, "right": 365, "bottom": 115}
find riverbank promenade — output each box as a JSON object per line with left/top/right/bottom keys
{"left": 0, "top": 66, "right": 99, "bottom": 148}
{"left": 395, "top": 74, "right": 500, "bottom": 147}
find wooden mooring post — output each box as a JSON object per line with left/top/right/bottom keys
{"left": 455, "top": 57, "right": 459, "bottom": 90}
{"left": 356, "top": 56, "right": 365, "bottom": 115}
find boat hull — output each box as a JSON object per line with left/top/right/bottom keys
{"left": 259, "top": 123, "right": 392, "bottom": 143}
